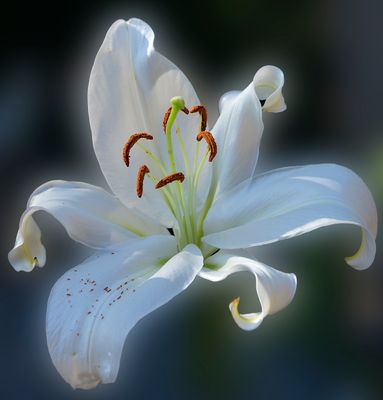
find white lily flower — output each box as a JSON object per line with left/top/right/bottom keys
{"left": 8, "top": 18, "right": 377, "bottom": 389}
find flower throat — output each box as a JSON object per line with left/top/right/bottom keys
{"left": 122, "top": 96, "right": 217, "bottom": 249}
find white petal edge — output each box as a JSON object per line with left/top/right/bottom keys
{"left": 88, "top": 18, "right": 204, "bottom": 224}
{"left": 203, "top": 164, "right": 378, "bottom": 270}
{"left": 46, "top": 235, "right": 203, "bottom": 389}
{"left": 8, "top": 180, "right": 167, "bottom": 272}
{"left": 218, "top": 90, "right": 241, "bottom": 113}
{"left": 253, "top": 65, "right": 286, "bottom": 112}
{"left": 200, "top": 251, "right": 297, "bottom": 330}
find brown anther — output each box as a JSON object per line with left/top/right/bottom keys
{"left": 162, "top": 106, "right": 190, "bottom": 133}
{"left": 162, "top": 107, "right": 172, "bottom": 133}
{"left": 123, "top": 133, "right": 153, "bottom": 167}
{"left": 196, "top": 131, "right": 217, "bottom": 162}
{"left": 136, "top": 165, "right": 150, "bottom": 198}
{"left": 155, "top": 172, "right": 185, "bottom": 189}
{"left": 190, "top": 105, "right": 208, "bottom": 131}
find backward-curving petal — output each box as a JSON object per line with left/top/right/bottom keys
{"left": 211, "top": 66, "right": 286, "bottom": 198}
{"left": 88, "top": 18, "right": 202, "bottom": 225}
{"left": 8, "top": 180, "right": 167, "bottom": 272}
{"left": 218, "top": 66, "right": 285, "bottom": 114}
{"left": 46, "top": 235, "right": 203, "bottom": 389}
{"left": 253, "top": 65, "right": 286, "bottom": 112}
{"left": 203, "top": 164, "right": 378, "bottom": 270}
{"left": 200, "top": 251, "right": 297, "bottom": 330}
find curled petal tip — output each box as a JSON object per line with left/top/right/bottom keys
{"left": 229, "top": 296, "right": 262, "bottom": 332}
{"left": 230, "top": 297, "right": 240, "bottom": 308}
{"left": 344, "top": 231, "right": 376, "bottom": 270}
{"left": 253, "top": 65, "right": 286, "bottom": 113}
{"left": 8, "top": 215, "right": 46, "bottom": 272}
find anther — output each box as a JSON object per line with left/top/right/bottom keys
{"left": 196, "top": 131, "right": 217, "bottom": 162}
{"left": 162, "top": 106, "right": 190, "bottom": 133}
{"left": 136, "top": 165, "right": 150, "bottom": 198}
{"left": 123, "top": 133, "right": 153, "bottom": 167}
{"left": 190, "top": 105, "right": 207, "bottom": 131}
{"left": 162, "top": 107, "right": 172, "bottom": 133}
{"left": 155, "top": 172, "right": 185, "bottom": 189}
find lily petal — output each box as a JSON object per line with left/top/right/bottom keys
{"left": 211, "top": 66, "right": 285, "bottom": 198}
{"left": 200, "top": 251, "right": 297, "bottom": 330}
{"left": 211, "top": 81, "right": 263, "bottom": 198}
{"left": 253, "top": 65, "right": 286, "bottom": 112}
{"left": 46, "top": 235, "right": 203, "bottom": 389}
{"left": 204, "top": 164, "right": 378, "bottom": 270}
{"left": 218, "top": 90, "right": 241, "bottom": 113}
{"left": 88, "top": 18, "right": 202, "bottom": 224}
{"left": 8, "top": 180, "right": 166, "bottom": 272}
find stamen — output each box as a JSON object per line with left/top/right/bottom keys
{"left": 162, "top": 106, "right": 189, "bottom": 133}
{"left": 123, "top": 133, "right": 153, "bottom": 167}
{"left": 162, "top": 107, "right": 172, "bottom": 133}
{"left": 136, "top": 165, "right": 150, "bottom": 198}
{"left": 196, "top": 131, "right": 217, "bottom": 162}
{"left": 190, "top": 105, "right": 207, "bottom": 131}
{"left": 155, "top": 172, "right": 185, "bottom": 189}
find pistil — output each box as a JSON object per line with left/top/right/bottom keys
{"left": 163, "top": 97, "right": 195, "bottom": 243}
{"left": 165, "top": 97, "right": 188, "bottom": 173}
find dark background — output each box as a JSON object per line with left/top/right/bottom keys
{"left": 1, "top": 0, "right": 382, "bottom": 399}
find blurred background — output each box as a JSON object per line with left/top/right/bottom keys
{"left": 0, "top": 0, "right": 382, "bottom": 399}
